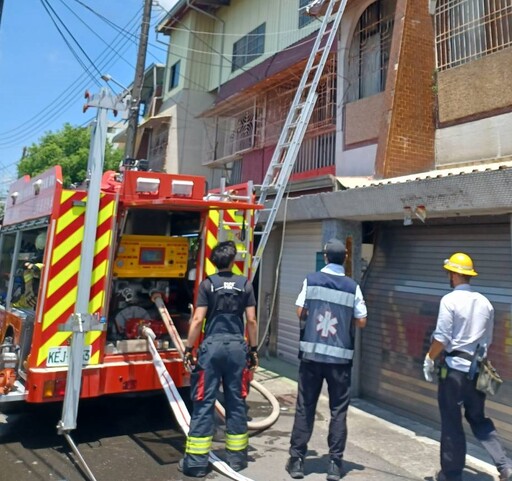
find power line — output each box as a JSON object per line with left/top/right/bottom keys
{"left": 0, "top": 7, "right": 143, "bottom": 149}
{"left": 0, "top": 4, "right": 142, "bottom": 140}
{"left": 55, "top": 0, "right": 136, "bottom": 71}
{"left": 162, "top": 23, "right": 319, "bottom": 38}
{"left": 40, "top": 0, "right": 103, "bottom": 84}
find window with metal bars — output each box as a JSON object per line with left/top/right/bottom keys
{"left": 434, "top": 0, "right": 512, "bottom": 71}
{"left": 149, "top": 125, "right": 169, "bottom": 170}
{"left": 346, "top": 0, "right": 396, "bottom": 102}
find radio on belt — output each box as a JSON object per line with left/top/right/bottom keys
{"left": 113, "top": 235, "right": 189, "bottom": 278}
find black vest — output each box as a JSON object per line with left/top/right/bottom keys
{"left": 204, "top": 273, "right": 247, "bottom": 337}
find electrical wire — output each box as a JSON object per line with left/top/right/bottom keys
{"left": 160, "top": 24, "right": 318, "bottom": 38}
{"left": 1, "top": 2, "right": 331, "bottom": 170}
{"left": 257, "top": 186, "right": 291, "bottom": 354}
{"left": 8, "top": 0, "right": 327, "bottom": 141}
{"left": 156, "top": 34, "right": 318, "bottom": 58}
{"left": 40, "top": 0, "right": 103, "bottom": 84}
{"left": 0, "top": 8, "right": 141, "bottom": 142}
{"left": 55, "top": 0, "right": 136, "bottom": 71}
{"left": 0, "top": 8, "right": 143, "bottom": 149}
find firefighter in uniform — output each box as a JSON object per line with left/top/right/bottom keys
{"left": 286, "top": 238, "right": 367, "bottom": 481}
{"left": 12, "top": 232, "right": 46, "bottom": 309}
{"left": 179, "top": 240, "right": 258, "bottom": 477}
{"left": 423, "top": 253, "right": 512, "bottom": 481}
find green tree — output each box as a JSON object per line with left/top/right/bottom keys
{"left": 17, "top": 123, "right": 123, "bottom": 187}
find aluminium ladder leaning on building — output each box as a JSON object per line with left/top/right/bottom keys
{"left": 250, "top": 0, "right": 347, "bottom": 282}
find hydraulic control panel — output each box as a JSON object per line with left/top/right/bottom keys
{"left": 113, "top": 235, "right": 189, "bottom": 278}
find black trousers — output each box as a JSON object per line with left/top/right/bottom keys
{"left": 438, "top": 367, "right": 511, "bottom": 479}
{"left": 289, "top": 360, "right": 352, "bottom": 460}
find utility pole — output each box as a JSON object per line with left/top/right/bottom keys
{"left": 124, "top": 0, "right": 153, "bottom": 161}
{"left": 0, "top": 0, "right": 4, "bottom": 29}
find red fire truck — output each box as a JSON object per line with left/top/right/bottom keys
{"left": 0, "top": 165, "right": 259, "bottom": 404}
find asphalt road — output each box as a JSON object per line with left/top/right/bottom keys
{"left": 0, "top": 392, "right": 187, "bottom": 481}
{"left": 0, "top": 365, "right": 498, "bottom": 481}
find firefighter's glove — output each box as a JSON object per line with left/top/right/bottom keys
{"left": 248, "top": 346, "right": 259, "bottom": 372}
{"left": 423, "top": 354, "right": 435, "bottom": 382}
{"left": 183, "top": 346, "right": 196, "bottom": 371}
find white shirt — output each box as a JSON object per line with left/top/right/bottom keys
{"left": 433, "top": 284, "right": 494, "bottom": 372}
{"left": 295, "top": 263, "right": 367, "bottom": 319}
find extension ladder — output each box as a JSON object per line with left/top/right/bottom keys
{"left": 250, "top": 0, "right": 347, "bottom": 281}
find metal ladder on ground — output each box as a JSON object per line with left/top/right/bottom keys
{"left": 250, "top": 0, "right": 347, "bottom": 282}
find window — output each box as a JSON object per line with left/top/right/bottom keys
{"left": 168, "top": 61, "right": 180, "bottom": 91}
{"left": 232, "top": 24, "right": 265, "bottom": 72}
{"left": 435, "top": 0, "right": 512, "bottom": 71}
{"left": 0, "top": 228, "right": 48, "bottom": 310}
{"left": 346, "top": 0, "right": 396, "bottom": 102}
{"left": 299, "top": 0, "right": 314, "bottom": 28}
{"left": 149, "top": 125, "right": 169, "bottom": 170}
{"left": 213, "top": 105, "right": 261, "bottom": 160}
{"left": 226, "top": 160, "right": 242, "bottom": 186}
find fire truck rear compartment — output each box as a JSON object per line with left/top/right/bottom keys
{"left": 107, "top": 208, "right": 200, "bottom": 354}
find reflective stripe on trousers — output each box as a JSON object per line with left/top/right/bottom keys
{"left": 226, "top": 432, "right": 249, "bottom": 452}
{"left": 185, "top": 435, "right": 213, "bottom": 455}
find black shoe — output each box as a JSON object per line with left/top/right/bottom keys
{"left": 286, "top": 457, "right": 304, "bottom": 479}
{"left": 500, "top": 467, "right": 512, "bottom": 481}
{"left": 229, "top": 461, "right": 248, "bottom": 472}
{"left": 326, "top": 459, "right": 343, "bottom": 481}
{"left": 177, "top": 458, "right": 208, "bottom": 478}
{"left": 434, "top": 470, "right": 462, "bottom": 481}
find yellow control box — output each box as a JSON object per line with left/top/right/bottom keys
{"left": 113, "top": 235, "right": 189, "bottom": 278}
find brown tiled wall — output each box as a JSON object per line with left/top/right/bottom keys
{"left": 437, "top": 48, "right": 512, "bottom": 124}
{"left": 344, "top": 93, "right": 385, "bottom": 147}
{"left": 375, "top": 0, "right": 436, "bottom": 178}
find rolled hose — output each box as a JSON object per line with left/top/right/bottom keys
{"left": 213, "top": 378, "right": 281, "bottom": 431}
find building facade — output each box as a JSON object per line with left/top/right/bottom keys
{"left": 146, "top": 0, "right": 512, "bottom": 448}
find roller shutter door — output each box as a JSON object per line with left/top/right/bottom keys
{"left": 361, "top": 221, "right": 512, "bottom": 450}
{"left": 277, "top": 222, "right": 322, "bottom": 365}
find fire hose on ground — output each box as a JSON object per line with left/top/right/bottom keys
{"left": 142, "top": 326, "right": 256, "bottom": 481}
{"left": 150, "top": 292, "right": 281, "bottom": 432}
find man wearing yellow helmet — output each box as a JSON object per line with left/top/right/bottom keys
{"left": 424, "top": 253, "right": 512, "bottom": 481}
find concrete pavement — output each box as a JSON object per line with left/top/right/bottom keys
{"left": 200, "top": 358, "right": 501, "bottom": 481}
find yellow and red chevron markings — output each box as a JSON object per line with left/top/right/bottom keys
{"left": 34, "top": 190, "right": 116, "bottom": 367}
{"left": 204, "top": 209, "right": 254, "bottom": 278}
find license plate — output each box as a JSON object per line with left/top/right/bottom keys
{"left": 46, "top": 346, "right": 92, "bottom": 367}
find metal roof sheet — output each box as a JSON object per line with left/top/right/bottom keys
{"left": 336, "top": 160, "right": 512, "bottom": 190}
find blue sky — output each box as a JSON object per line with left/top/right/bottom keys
{"left": 0, "top": 0, "right": 178, "bottom": 188}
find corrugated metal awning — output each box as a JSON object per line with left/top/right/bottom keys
{"left": 336, "top": 160, "right": 512, "bottom": 190}
{"left": 271, "top": 160, "right": 512, "bottom": 223}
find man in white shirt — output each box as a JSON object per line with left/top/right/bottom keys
{"left": 286, "top": 238, "right": 367, "bottom": 481}
{"left": 424, "top": 252, "right": 512, "bottom": 481}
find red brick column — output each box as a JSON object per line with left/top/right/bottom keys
{"left": 375, "top": 0, "right": 437, "bottom": 178}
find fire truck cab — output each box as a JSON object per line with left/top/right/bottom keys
{"left": 0, "top": 165, "right": 258, "bottom": 403}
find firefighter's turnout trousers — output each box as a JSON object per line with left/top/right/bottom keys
{"left": 184, "top": 333, "right": 249, "bottom": 472}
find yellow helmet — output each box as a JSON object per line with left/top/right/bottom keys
{"left": 35, "top": 232, "right": 47, "bottom": 251}
{"left": 443, "top": 252, "right": 478, "bottom": 276}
